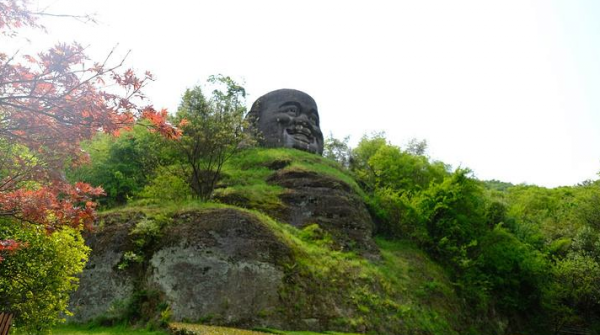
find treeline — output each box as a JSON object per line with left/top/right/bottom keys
{"left": 325, "top": 133, "right": 600, "bottom": 334}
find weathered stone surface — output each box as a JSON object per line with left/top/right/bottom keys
{"left": 266, "top": 169, "right": 379, "bottom": 257}
{"left": 69, "top": 209, "right": 292, "bottom": 327}
{"left": 148, "top": 209, "right": 291, "bottom": 326}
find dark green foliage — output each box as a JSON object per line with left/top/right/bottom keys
{"left": 545, "top": 252, "right": 600, "bottom": 332}
{"left": 470, "top": 226, "right": 548, "bottom": 313}
{"left": 487, "top": 178, "right": 600, "bottom": 333}
{"left": 367, "top": 187, "right": 419, "bottom": 237}
{"left": 542, "top": 225, "right": 600, "bottom": 333}
{"left": 576, "top": 180, "right": 600, "bottom": 229}
{"left": 344, "top": 132, "right": 600, "bottom": 333}
{"left": 412, "top": 170, "right": 487, "bottom": 269}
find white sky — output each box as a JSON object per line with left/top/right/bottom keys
{"left": 10, "top": 0, "right": 600, "bottom": 187}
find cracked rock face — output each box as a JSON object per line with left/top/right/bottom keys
{"left": 69, "top": 209, "right": 292, "bottom": 328}
{"left": 68, "top": 214, "right": 138, "bottom": 322}
{"left": 147, "top": 209, "right": 291, "bottom": 325}
{"left": 266, "top": 169, "right": 379, "bottom": 258}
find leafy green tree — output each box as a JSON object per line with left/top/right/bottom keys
{"left": 139, "top": 166, "right": 191, "bottom": 202}
{"left": 350, "top": 133, "right": 448, "bottom": 194}
{"left": 412, "top": 169, "right": 487, "bottom": 270}
{"left": 349, "top": 132, "right": 388, "bottom": 189}
{"left": 171, "top": 75, "right": 251, "bottom": 200}
{"left": 68, "top": 123, "right": 176, "bottom": 207}
{"left": 470, "top": 226, "right": 548, "bottom": 314}
{"left": 0, "top": 220, "right": 89, "bottom": 334}
{"left": 369, "top": 144, "right": 447, "bottom": 193}
{"left": 405, "top": 138, "right": 428, "bottom": 156}
{"left": 323, "top": 133, "right": 352, "bottom": 168}
{"left": 368, "top": 186, "right": 420, "bottom": 238}
{"left": 545, "top": 251, "right": 600, "bottom": 333}
{"left": 576, "top": 181, "right": 600, "bottom": 230}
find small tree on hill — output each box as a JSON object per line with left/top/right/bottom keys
{"left": 172, "top": 75, "right": 251, "bottom": 200}
{"left": 323, "top": 133, "right": 352, "bottom": 168}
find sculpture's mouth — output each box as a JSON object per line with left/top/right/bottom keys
{"left": 286, "top": 125, "right": 314, "bottom": 144}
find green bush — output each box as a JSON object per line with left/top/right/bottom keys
{"left": 68, "top": 124, "right": 176, "bottom": 207}
{"left": 140, "top": 166, "right": 192, "bottom": 202}
{"left": 0, "top": 220, "right": 89, "bottom": 334}
{"left": 469, "top": 226, "right": 548, "bottom": 313}
{"left": 412, "top": 169, "right": 487, "bottom": 269}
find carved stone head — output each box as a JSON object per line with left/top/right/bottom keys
{"left": 246, "top": 89, "right": 324, "bottom": 155}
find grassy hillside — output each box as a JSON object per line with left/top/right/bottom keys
{"left": 213, "top": 147, "right": 364, "bottom": 212}
{"left": 88, "top": 148, "right": 463, "bottom": 334}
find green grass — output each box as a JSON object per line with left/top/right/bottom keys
{"left": 213, "top": 148, "right": 364, "bottom": 213}
{"left": 50, "top": 324, "right": 168, "bottom": 335}
{"left": 48, "top": 323, "right": 363, "bottom": 335}
{"left": 171, "top": 323, "right": 269, "bottom": 335}
{"left": 256, "top": 330, "right": 362, "bottom": 335}
{"left": 170, "top": 323, "right": 361, "bottom": 335}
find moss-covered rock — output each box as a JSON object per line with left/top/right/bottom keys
{"left": 214, "top": 149, "right": 377, "bottom": 257}
{"left": 69, "top": 149, "right": 464, "bottom": 334}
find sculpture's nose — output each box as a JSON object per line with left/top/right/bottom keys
{"left": 295, "top": 112, "right": 310, "bottom": 126}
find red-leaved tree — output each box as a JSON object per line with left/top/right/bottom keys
{"left": 0, "top": 0, "right": 178, "bottom": 259}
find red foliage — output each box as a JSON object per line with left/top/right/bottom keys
{"left": 0, "top": 181, "right": 104, "bottom": 231}
{"left": 0, "top": 0, "right": 178, "bottom": 259}
{"left": 0, "top": 0, "right": 38, "bottom": 36}
{"left": 0, "top": 239, "right": 18, "bottom": 261}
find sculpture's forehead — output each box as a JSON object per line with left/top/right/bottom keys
{"left": 259, "top": 89, "right": 317, "bottom": 110}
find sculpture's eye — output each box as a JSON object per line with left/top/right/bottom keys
{"left": 283, "top": 107, "right": 297, "bottom": 116}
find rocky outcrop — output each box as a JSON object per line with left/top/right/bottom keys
{"left": 148, "top": 209, "right": 291, "bottom": 326}
{"left": 215, "top": 163, "right": 379, "bottom": 258}
{"left": 67, "top": 204, "right": 461, "bottom": 334}
{"left": 69, "top": 209, "right": 292, "bottom": 327}
{"left": 69, "top": 214, "right": 138, "bottom": 322}
{"left": 266, "top": 169, "right": 378, "bottom": 257}
{"left": 69, "top": 159, "right": 384, "bottom": 330}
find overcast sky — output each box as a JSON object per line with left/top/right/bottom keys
{"left": 12, "top": 0, "right": 600, "bottom": 187}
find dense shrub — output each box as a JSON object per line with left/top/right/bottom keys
{"left": 0, "top": 220, "right": 89, "bottom": 334}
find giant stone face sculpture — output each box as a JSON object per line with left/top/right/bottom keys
{"left": 247, "top": 89, "right": 324, "bottom": 155}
